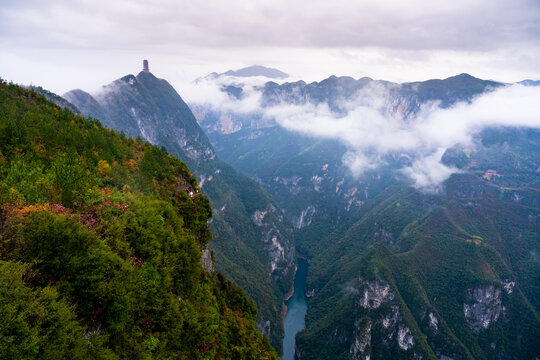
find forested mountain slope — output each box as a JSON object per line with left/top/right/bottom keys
{"left": 64, "top": 71, "right": 295, "bottom": 351}
{"left": 297, "top": 169, "right": 540, "bottom": 359}
{"left": 0, "top": 80, "right": 278, "bottom": 359}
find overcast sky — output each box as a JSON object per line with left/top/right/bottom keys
{"left": 1, "top": 0, "right": 540, "bottom": 94}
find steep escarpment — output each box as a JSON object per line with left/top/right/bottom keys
{"left": 0, "top": 80, "right": 278, "bottom": 359}
{"left": 64, "top": 70, "right": 295, "bottom": 351}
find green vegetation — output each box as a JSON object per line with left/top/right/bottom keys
{"left": 65, "top": 72, "right": 296, "bottom": 352}
{"left": 0, "top": 80, "right": 278, "bottom": 359}
{"left": 296, "top": 175, "right": 540, "bottom": 359}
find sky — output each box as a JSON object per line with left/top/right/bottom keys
{"left": 1, "top": 0, "right": 540, "bottom": 94}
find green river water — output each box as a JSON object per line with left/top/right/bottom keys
{"left": 282, "top": 258, "right": 308, "bottom": 360}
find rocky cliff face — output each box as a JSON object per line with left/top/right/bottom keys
{"left": 348, "top": 278, "right": 419, "bottom": 359}
{"left": 349, "top": 319, "right": 371, "bottom": 360}
{"left": 251, "top": 205, "right": 295, "bottom": 280}
{"left": 463, "top": 285, "right": 506, "bottom": 332}
{"left": 200, "top": 245, "right": 215, "bottom": 273}
{"left": 66, "top": 73, "right": 216, "bottom": 165}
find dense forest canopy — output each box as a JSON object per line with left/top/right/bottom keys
{"left": 0, "top": 79, "right": 278, "bottom": 359}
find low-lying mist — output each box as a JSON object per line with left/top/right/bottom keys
{"left": 185, "top": 75, "right": 540, "bottom": 192}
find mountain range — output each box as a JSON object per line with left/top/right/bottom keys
{"left": 191, "top": 72, "right": 540, "bottom": 359}
{"left": 19, "top": 67, "right": 540, "bottom": 359}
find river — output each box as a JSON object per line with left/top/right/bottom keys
{"left": 282, "top": 258, "right": 308, "bottom": 360}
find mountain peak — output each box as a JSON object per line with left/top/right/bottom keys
{"left": 222, "top": 65, "right": 289, "bottom": 79}
{"left": 447, "top": 73, "right": 478, "bottom": 81}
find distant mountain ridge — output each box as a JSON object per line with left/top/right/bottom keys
{"left": 209, "top": 65, "right": 289, "bottom": 79}
{"left": 518, "top": 79, "right": 540, "bottom": 86}
{"left": 191, "top": 72, "right": 540, "bottom": 359}
{"left": 261, "top": 73, "right": 502, "bottom": 117}
{"left": 194, "top": 73, "right": 503, "bottom": 142}
{"left": 194, "top": 73, "right": 505, "bottom": 237}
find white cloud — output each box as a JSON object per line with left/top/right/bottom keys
{"left": 400, "top": 149, "right": 460, "bottom": 192}
{"left": 2, "top": 0, "right": 539, "bottom": 51}
{"left": 180, "top": 76, "right": 266, "bottom": 114}
{"left": 190, "top": 78, "right": 540, "bottom": 190}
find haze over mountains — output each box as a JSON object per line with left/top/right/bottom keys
{"left": 191, "top": 68, "right": 540, "bottom": 359}
{"left": 12, "top": 63, "right": 540, "bottom": 359}
{"left": 2, "top": 0, "right": 540, "bottom": 358}
{"left": 190, "top": 70, "right": 540, "bottom": 188}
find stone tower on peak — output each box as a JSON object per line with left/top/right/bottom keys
{"left": 143, "top": 60, "right": 149, "bottom": 73}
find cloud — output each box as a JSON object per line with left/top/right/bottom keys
{"left": 400, "top": 149, "right": 460, "bottom": 192}
{"left": 276, "top": 84, "right": 540, "bottom": 189}
{"left": 2, "top": 0, "right": 539, "bottom": 52}
{"left": 190, "top": 78, "right": 540, "bottom": 191}
{"left": 181, "top": 75, "right": 266, "bottom": 114}
{"left": 274, "top": 83, "right": 540, "bottom": 190}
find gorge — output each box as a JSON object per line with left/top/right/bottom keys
{"left": 20, "top": 66, "right": 540, "bottom": 359}
{"left": 282, "top": 258, "right": 308, "bottom": 360}
{"left": 2, "top": 0, "right": 540, "bottom": 358}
